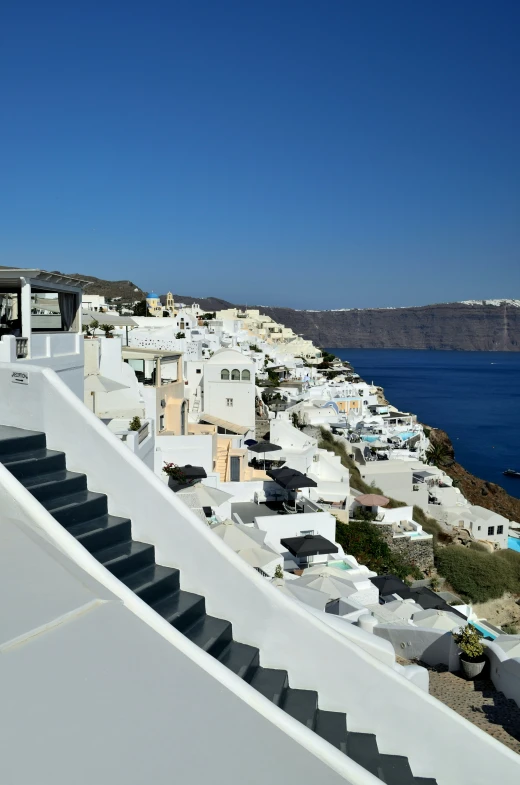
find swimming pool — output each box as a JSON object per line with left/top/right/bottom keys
{"left": 328, "top": 560, "right": 352, "bottom": 571}
{"left": 470, "top": 621, "right": 497, "bottom": 640}
{"left": 399, "top": 431, "right": 416, "bottom": 441}
{"left": 508, "top": 536, "right": 520, "bottom": 553}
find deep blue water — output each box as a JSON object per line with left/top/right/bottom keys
{"left": 327, "top": 349, "right": 520, "bottom": 499}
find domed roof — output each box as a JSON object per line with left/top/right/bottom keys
{"left": 206, "top": 348, "right": 252, "bottom": 365}
{"left": 146, "top": 292, "right": 159, "bottom": 299}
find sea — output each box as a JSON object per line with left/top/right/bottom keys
{"left": 327, "top": 349, "right": 520, "bottom": 500}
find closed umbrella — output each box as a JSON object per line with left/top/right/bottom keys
{"left": 84, "top": 374, "right": 129, "bottom": 414}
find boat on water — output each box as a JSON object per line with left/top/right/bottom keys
{"left": 503, "top": 469, "right": 520, "bottom": 478}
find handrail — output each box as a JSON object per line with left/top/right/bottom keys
{"left": 0, "top": 363, "right": 519, "bottom": 784}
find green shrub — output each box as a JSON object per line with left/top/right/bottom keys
{"left": 129, "top": 416, "right": 142, "bottom": 431}
{"left": 336, "top": 521, "right": 423, "bottom": 582}
{"left": 273, "top": 564, "right": 284, "bottom": 580}
{"left": 502, "top": 623, "right": 519, "bottom": 635}
{"left": 436, "top": 545, "right": 519, "bottom": 603}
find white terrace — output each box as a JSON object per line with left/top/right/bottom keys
{"left": 0, "top": 268, "right": 89, "bottom": 398}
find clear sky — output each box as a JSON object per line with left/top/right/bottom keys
{"left": 1, "top": 1, "right": 519, "bottom": 309}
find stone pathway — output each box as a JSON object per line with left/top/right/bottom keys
{"left": 420, "top": 663, "right": 520, "bottom": 754}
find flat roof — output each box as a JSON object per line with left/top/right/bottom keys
{"left": 122, "top": 347, "right": 182, "bottom": 361}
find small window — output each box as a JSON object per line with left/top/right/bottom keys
{"left": 488, "top": 526, "right": 494, "bottom": 536}
{"left": 477, "top": 525, "right": 481, "bottom": 531}
{"left": 226, "top": 398, "right": 233, "bottom": 407}
{"left": 497, "top": 525, "right": 503, "bottom": 535}
{"left": 159, "top": 414, "right": 165, "bottom": 431}
{"left": 196, "top": 368, "right": 201, "bottom": 374}
{"left": 221, "top": 369, "right": 229, "bottom": 380}
{"left": 241, "top": 369, "right": 251, "bottom": 381}
{"left": 231, "top": 369, "right": 240, "bottom": 380}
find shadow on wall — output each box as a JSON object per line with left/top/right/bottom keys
{"left": 375, "top": 624, "right": 460, "bottom": 672}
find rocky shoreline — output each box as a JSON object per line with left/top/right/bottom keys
{"left": 428, "top": 427, "right": 520, "bottom": 524}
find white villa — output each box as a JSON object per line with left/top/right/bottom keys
{"left": 1, "top": 268, "right": 520, "bottom": 785}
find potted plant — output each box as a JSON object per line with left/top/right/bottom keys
{"left": 82, "top": 319, "right": 99, "bottom": 338}
{"left": 162, "top": 462, "right": 188, "bottom": 489}
{"left": 100, "top": 323, "right": 115, "bottom": 338}
{"left": 128, "top": 416, "right": 142, "bottom": 432}
{"left": 452, "top": 624, "right": 486, "bottom": 679}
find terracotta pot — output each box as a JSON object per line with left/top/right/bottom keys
{"left": 460, "top": 654, "right": 486, "bottom": 680}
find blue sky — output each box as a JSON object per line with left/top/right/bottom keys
{"left": 1, "top": 0, "right": 518, "bottom": 309}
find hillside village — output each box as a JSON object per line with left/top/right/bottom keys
{"left": 1, "top": 269, "right": 520, "bottom": 783}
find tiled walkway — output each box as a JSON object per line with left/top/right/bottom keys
{"left": 425, "top": 664, "right": 520, "bottom": 755}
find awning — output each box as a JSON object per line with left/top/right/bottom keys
{"left": 266, "top": 467, "right": 318, "bottom": 490}
{"left": 198, "top": 414, "right": 249, "bottom": 435}
{"left": 83, "top": 310, "right": 138, "bottom": 327}
{"left": 281, "top": 535, "right": 338, "bottom": 558}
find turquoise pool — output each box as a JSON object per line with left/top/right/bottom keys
{"left": 508, "top": 536, "right": 520, "bottom": 553}
{"left": 470, "top": 621, "right": 497, "bottom": 641}
{"left": 399, "top": 431, "right": 416, "bottom": 441}
{"left": 328, "top": 561, "right": 352, "bottom": 571}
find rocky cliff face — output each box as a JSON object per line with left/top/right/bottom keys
{"left": 254, "top": 302, "right": 520, "bottom": 351}
{"left": 429, "top": 428, "right": 520, "bottom": 522}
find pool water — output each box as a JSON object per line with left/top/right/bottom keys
{"left": 508, "top": 536, "right": 520, "bottom": 553}
{"left": 328, "top": 561, "right": 352, "bottom": 571}
{"left": 470, "top": 621, "right": 497, "bottom": 641}
{"left": 399, "top": 431, "right": 416, "bottom": 441}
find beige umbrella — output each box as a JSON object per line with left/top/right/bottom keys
{"left": 236, "top": 544, "right": 280, "bottom": 569}
{"left": 177, "top": 482, "right": 231, "bottom": 508}
{"left": 271, "top": 578, "right": 330, "bottom": 611}
{"left": 211, "top": 519, "right": 268, "bottom": 549}
{"left": 384, "top": 599, "right": 420, "bottom": 621}
{"left": 493, "top": 635, "right": 520, "bottom": 658}
{"left": 411, "top": 609, "right": 462, "bottom": 631}
{"left": 84, "top": 374, "right": 129, "bottom": 414}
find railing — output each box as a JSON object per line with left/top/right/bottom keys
{"left": 254, "top": 566, "right": 269, "bottom": 578}
{"left": 16, "top": 337, "right": 28, "bottom": 358}
{"left": 138, "top": 421, "right": 150, "bottom": 444}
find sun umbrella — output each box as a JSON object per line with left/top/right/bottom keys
{"left": 211, "top": 519, "right": 269, "bottom": 549}
{"left": 84, "top": 374, "right": 130, "bottom": 414}
{"left": 244, "top": 439, "right": 258, "bottom": 447}
{"left": 492, "top": 635, "right": 520, "bottom": 658}
{"left": 411, "top": 609, "right": 462, "bottom": 631}
{"left": 236, "top": 544, "right": 280, "bottom": 569}
{"left": 383, "top": 599, "right": 420, "bottom": 621}
{"left": 177, "top": 482, "right": 231, "bottom": 508}
{"left": 248, "top": 441, "right": 282, "bottom": 469}
{"left": 271, "top": 578, "right": 330, "bottom": 611}
{"left": 355, "top": 493, "right": 390, "bottom": 507}
{"left": 267, "top": 466, "right": 317, "bottom": 510}
{"left": 281, "top": 535, "right": 338, "bottom": 559}
{"left": 292, "top": 572, "right": 357, "bottom": 602}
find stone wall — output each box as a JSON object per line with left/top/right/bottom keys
{"left": 376, "top": 523, "right": 434, "bottom": 572}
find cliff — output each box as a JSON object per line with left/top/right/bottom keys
{"left": 428, "top": 428, "right": 520, "bottom": 522}
{"left": 252, "top": 302, "right": 520, "bottom": 351}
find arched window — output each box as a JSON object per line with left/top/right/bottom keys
{"left": 231, "top": 369, "right": 240, "bottom": 381}
{"left": 221, "top": 369, "right": 229, "bottom": 380}
{"left": 241, "top": 369, "right": 251, "bottom": 381}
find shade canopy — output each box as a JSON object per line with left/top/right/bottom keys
{"left": 180, "top": 465, "right": 207, "bottom": 481}
{"left": 84, "top": 374, "right": 129, "bottom": 393}
{"left": 411, "top": 609, "right": 462, "bottom": 631}
{"left": 281, "top": 534, "right": 338, "bottom": 558}
{"left": 177, "top": 482, "right": 231, "bottom": 508}
{"left": 492, "top": 635, "right": 520, "bottom": 658}
{"left": 211, "top": 519, "right": 269, "bottom": 550}
{"left": 355, "top": 493, "right": 390, "bottom": 507}
{"left": 83, "top": 310, "right": 138, "bottom": 327}
{"left": 271, "top": 578, "right": 330, "bottom": 611}
{"left": 248, "top": 441, "right": 282, "bottom": 455}
{"left": 244, "top": 439, "right": 258, "bottom": 447}
{"left": 267, "top": 467, "right": 318, "bottom": 490}
{"left": 370, "top": 574, "right": 409, "bottom": 598}
{"left": 293, "top": 572, "right": 355, "bottom": 602}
